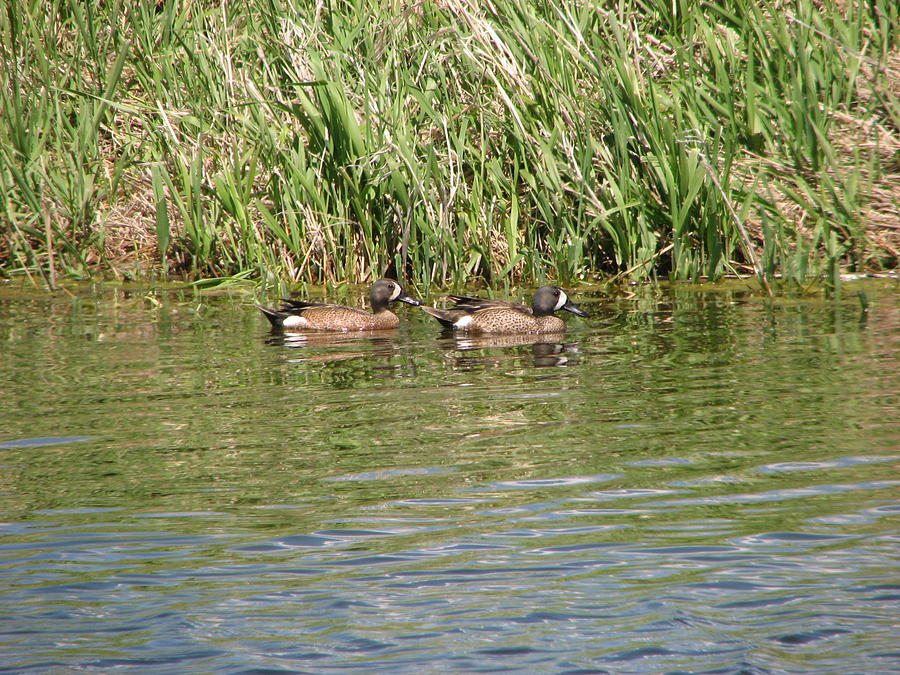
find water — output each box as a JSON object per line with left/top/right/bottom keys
{"left": 1, "top": 280, "right": 898, "bottom": 674}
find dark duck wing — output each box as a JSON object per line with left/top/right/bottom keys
{"left": 447, "top": 294, "right": 531, "bottom": 313}
{"left": 278, "top": 298, "right": 328, "bottom": 310}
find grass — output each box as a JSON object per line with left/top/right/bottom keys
{"left": 0, "top": 0, "right": 897, "bottom": 291}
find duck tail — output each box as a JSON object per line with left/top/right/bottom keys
{"left": 420, "top": 306, "right": 457, "bottom": 329}
{"left": 255, "top": 304, "right": 285, "bottom": 328}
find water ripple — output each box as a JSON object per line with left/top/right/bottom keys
{"left": 1, "top": 284, "right": 897, "bottom": 674}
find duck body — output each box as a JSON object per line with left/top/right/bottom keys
{"left": 421, "top": 286, "right": 588, "bottom": 335}
{"left": 257, "top": 279, "right": 421, "bottom": 332}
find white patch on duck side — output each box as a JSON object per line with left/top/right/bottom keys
{"left": 554, "top": 290, "right": 568, "bottom": 311}
{"left": 282, "top": 315, "right": 308, "bottom": 329}
{"left": 389, "top": 283, "right": 402, "bottom": 301}
{"left": 454, "top": 314, "right": 474, "bottom": 329}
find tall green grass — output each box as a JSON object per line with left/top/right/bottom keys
{"left": 1, "top": 0, "right": 897, "bottom": 288}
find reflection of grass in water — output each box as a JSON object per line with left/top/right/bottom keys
{"left": 0, "top": 284, "right": 896, "bottom": 556}
{"left": 1, "top": 0, "right": 897, "bottom": 286}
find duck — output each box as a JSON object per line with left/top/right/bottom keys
{"left": 421, "top": 285, "right": 588, "bottom": 334}
{"left": 257, "top": 279, "right": 421, "bottom": 331}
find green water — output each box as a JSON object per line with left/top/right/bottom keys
{"left": 0, "top": 280, "right": 897, "bottom": 673}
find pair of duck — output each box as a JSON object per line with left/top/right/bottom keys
{"left": 257, "top": 279, "right": 588, "bottom": 335}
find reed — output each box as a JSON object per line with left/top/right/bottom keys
{"left": 1, "top": 0, "right": 897, "bottom": 288}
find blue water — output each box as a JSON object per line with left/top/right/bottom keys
{"left": 1, "top": 281, "right": 898, "bottom": 673}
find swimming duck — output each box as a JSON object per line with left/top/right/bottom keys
{"left": 421, "top": 285, "right": 588, "bottom": 334}
{"left": 257, "top": 279, "right": 421, "bottom": 331}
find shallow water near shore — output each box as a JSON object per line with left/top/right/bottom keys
{"left": 1, "top": 279, "right": 898, "bottom": 674}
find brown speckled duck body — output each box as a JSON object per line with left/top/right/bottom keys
{"left": 421, "top": 286, "right": 588, "bottom": 335}
{"left": 257, "top": 279, "right": 421, "bottom": 332}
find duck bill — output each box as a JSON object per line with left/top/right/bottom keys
{"left": 398, "top": 294, "right": 422, "bottom": 307}
{"left": 562, "top": 300, "right": 588, "bottom": 317}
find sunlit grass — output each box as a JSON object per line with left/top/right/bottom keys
{"left": 1, "top": 0, "right": 897, "bottom": 289}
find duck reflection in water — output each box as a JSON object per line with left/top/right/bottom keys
{"left": 440, "top": 331, "right": 579, "bottom": 369}
{"left": 262, "top": 331, "right": 411, "bottom": 387}
{"left": 264, "top": 331, "right": 401, "bottom": 366}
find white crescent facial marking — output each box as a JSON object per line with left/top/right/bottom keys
{"left": 455, "top": 315, "right": 474, "bottom": 329}
{"left": 554, "top": 291, "right": 568, "bottom": 311}
{"left": 389, "top": 283, "right": 402, "bottom": 301}
{"left": 282, "top": 315, "right": 307, "bottom": 329}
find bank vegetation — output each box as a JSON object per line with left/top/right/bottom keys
{"left": 1, "top": 0, "right": 898, "bottom": 290}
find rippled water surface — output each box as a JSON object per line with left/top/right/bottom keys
{"left": 1, "top": 280, "right": 898, "bottom": 674}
